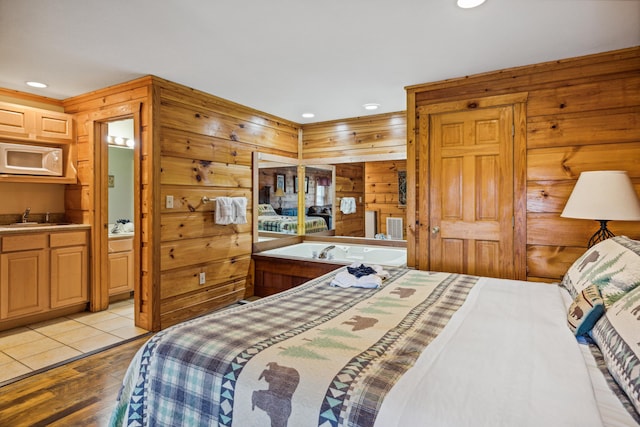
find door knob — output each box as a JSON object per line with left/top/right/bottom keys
{"left": 431, "top": 226, "right": 440, "bottom": 235}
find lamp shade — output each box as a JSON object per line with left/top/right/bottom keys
{"left": 561, "top": 171, "right": 640, "bottom": 221}
{"left": 274, "top": 187, "right": 285, "bottom": 197}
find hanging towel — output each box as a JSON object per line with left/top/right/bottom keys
{"left": 232, "top": 196, "right": 247, "bottom": 224}
{"left": 215, "top": 197, "right": 234, "bottom": 225}
{"left": 340, "top": 197, "right": 356, "bottom": 214}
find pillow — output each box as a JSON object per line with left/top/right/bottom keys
{"left": 308, "top": 206, "right": 317, "bottom": 214}
{"left": 258, "top": 204, "right": 277, "bottom": 216}
{"left": 567, "top": 284, "right": 605, "bottom": 336}
{"left": 590, "top": 284, "right": 640, "bottom": 415}
{"left": 561, "top": 236, "right": 640, "bottom": 307}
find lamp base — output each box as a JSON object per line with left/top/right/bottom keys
{"left": 587, "top": 220, "right": 615, "bottom": 248}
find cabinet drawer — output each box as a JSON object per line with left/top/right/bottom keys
{"left": 2, "top": 234, "right": 48, "bottom": 252}
{"left": 50, "top": 231, "right": 87, "bottom": 248}
{"left": 109, "top": 238, "right": 133, "bottom": 253}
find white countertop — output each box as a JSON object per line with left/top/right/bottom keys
{"left": 0, "top": 223, "right": 91, "bottom": 235}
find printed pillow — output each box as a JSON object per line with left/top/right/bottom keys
{"left": 560, "top": 236, "right": 640, "bottom": 307}
{"left": 590, "top": 284, "right": 640, "bottom": 416}
{"left": 567, "top": 284, "right": 605, "bottom": 336}
{"left": 258, "top": 204, "right": 277, "bottom": 216}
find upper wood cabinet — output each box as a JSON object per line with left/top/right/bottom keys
{"left": 0, "top": 101, "right": 77, "bottom": 183}
{"left": 34, "top": 110, "right": 73, "bottom": 142}
{"left": 0, "top": 101, "right": 73, "bottom": 143}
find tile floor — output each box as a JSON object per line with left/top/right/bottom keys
{"left": 0, "top": 299, "right": 148, "bottom": 385}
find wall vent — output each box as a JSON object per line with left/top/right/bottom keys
{"left": 386, "top": 217, "right": 403, "bottom": 240}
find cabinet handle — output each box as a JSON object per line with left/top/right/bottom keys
{"left": 431, "top": 226, "right": 440, "bottom": 235}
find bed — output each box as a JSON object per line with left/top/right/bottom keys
{"left": 110, "top": 236, "right": 640, "bottom": 426}
{"left": 257, "top": 204, "right": 328, "bottom": 234}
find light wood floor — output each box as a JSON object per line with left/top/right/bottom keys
{"left": 0, "top": 335, "right": 149, "bottom": 427}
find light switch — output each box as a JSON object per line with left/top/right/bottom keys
{"left": 166, "top": 195, "right": 174, "bottom": 209}
{"left": 199, "top": 272, "right": 206, "bottom": 285}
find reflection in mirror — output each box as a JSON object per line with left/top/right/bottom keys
{"left": 303, "top": 166, "right": 335, "bottom": 232}
{"left": 255, "top": 154, "right": 298, "bottom": 242}
{"left": 254, "top": 153, "right": 406, "bottom": 243}
{"left": 255, "top": 155, "right": 337, "bottom": 243}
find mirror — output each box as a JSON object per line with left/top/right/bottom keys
{"left": 301, "top": 165, "right": 335, "bottom": 233}
{"left": 322, "top": 160, "right": 407, "bottom": 241}
{"left": 253, "top": 153, "right": 406, "bottom": 243}
{"left": 254, "top": 153, "right": 337, "bottom": 242}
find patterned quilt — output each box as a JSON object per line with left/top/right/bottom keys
{"left": 110, "top": 268, "right": 479, "bottom": 427}
{"left": 258, "top": 214, "right": 328, "bottom": 234}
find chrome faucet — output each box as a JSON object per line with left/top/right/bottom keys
{"left": 317, "top": 245, "right": 335, "bottom": 259}
{"left": 22, "top": 207, "right": 31, "bottom": 223}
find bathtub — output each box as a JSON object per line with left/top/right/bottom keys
{"left": 259, "top": 242, "right": 407, "bottom": 267}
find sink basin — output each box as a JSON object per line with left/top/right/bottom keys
{"left": 6, "top": 222, "right": 71, "bottom": 227}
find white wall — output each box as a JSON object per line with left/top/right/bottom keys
{"left": 108, "top": 146, "right": 134, "bottom": 224}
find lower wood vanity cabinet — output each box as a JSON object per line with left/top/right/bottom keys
{"left": 0, "top": 234, "right": 49, "bottom": 319}
{"left": 0, "top": 229, "right": 89, "bottom": 322}
{"left": 108, "top": 237, "right": 134, "bottom": 296}
{"left": 50, "top": 231, "right": 88, "bottom": 308}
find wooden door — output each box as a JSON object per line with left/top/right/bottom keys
{"left": 429, "top": 106, "right": 514, "bottom": 278}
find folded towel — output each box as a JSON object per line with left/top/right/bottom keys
{"left": 340, "top": 197, "right": 356, "bottom": 214}
{"left": 232, "top": 196, "right": 247, "bottom": 224}
{"left": 330, "top": 271, "right": 381, "bottom": 289}
{"left": 215, "top": 197, "right": 234, "bottom": 225}
{"left": 330, "top": 263, "right": 389, "bottom": 288}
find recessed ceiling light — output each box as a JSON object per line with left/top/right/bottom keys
{"left": 302, "top": 113, "right": 315, "bottom": 118}
{"left": 26, "top": 81, "right": 48, "bottom": 88}
{"left": 363, "top": 103, "right": 380, "bottom": 111}
{"left": 457, "top": 0, "right": 486, "bottom": 8}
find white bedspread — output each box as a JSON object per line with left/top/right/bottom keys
{"left": 375, "top": 277, "right": 605, "bottom": 427}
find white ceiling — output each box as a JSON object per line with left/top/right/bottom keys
{"left": 1, "top": 0, "right": 638, "bottom": 124}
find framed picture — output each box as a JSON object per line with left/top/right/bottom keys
{"left": 305, "top": 176, "right": 309, "bottom": 193}
{"left": 276, "top": 174, "right": 286, "bottom": 192}
{"left": 398, "top": 170, "right": 407, "bottom": 206}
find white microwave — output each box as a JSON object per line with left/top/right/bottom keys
{"left": 0, "top": 142, "right": 63, "bottom": 176}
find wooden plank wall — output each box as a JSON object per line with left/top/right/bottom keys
{"left": 63, "top": 78, "right": 154, "bottom": 328}
{"left": 302, "top": 112, "right": 406, "bottom": 162}
{"left": 407, "top": 46, "right": 640, "bottom": 282}
{"left": 63, "top": 76, "right": 300, "bottom": 330}
{"left": 365, "top": 160, "right": 407, "bottom": 239}
{"left": 153, "top": 78, "right": 299, "bottom": 328}
{"left": 302, "top": 112, "right": 407, "bottom": 238}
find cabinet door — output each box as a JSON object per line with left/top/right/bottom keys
{"left": 0, "top": 249, "right": 49, "bottom": 319}
{"left": 50, "top": 245, "right": 88, "bottom": 308}
{"left": 108, "top": 250, "right": 134, "bottom": 295}
{"left": 0, "top": 103, "right": 33, "bottom": 139}
{"left": 34, "top": 110, "right": 73, "bottom": 142}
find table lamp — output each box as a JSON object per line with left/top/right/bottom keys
{"left": 274, "top": 187, "right": 285, "bottom": 209}
{"left": 561, "top": 170, "right": 640, "bottom": 247}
